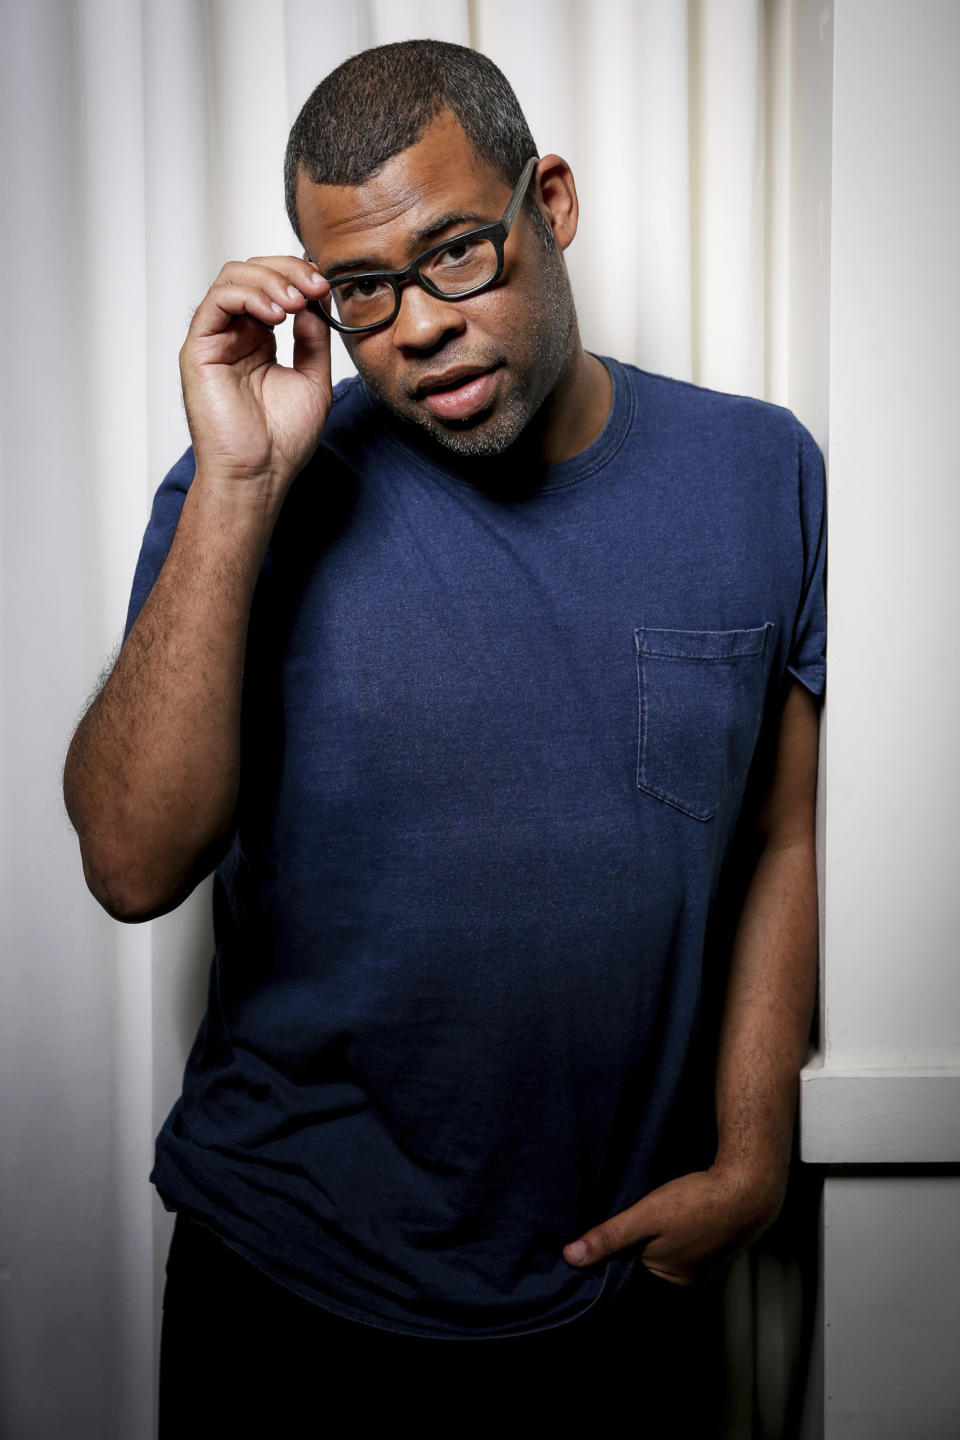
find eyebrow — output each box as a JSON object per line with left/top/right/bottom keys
{"left": 322, "top": 210, "right": 490, "bottom": 280}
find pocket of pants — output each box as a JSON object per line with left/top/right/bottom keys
{"left": 634, "top": 624, "right": 774, "bottom": 821}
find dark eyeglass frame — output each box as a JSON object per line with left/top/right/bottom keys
{"left": 307, "top": 155, "right": 540, "bottom": 335}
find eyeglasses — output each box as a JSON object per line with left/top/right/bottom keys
{"left": 308, "top": 155, "right": 539, "bottom": 335}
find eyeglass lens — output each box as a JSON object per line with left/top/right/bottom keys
{"left": 325, "top": 236, "right": 500, "bottom": 329}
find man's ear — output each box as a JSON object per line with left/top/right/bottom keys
{"left": 534, "top": 155, "right": 579, "bottom": 251}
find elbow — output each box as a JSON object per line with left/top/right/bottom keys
{"left": 91, "top": 886, "right": 180, "bottom": 926}
{"left": 73, "top": 822, "right": 223, "bottom": 922}
{"left": 79, "top": 848, "right": 191, "bottom": 923}
{"left": 65, "top": 794, "right": 180, "bottom": 922}
{"left": 64, "top": 765, "right": 231, "bottom": 922}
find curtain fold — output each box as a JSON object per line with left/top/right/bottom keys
{"left": 0, "top": 4, "right": 821, "bottom": 1435}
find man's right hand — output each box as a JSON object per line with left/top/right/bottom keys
{"left": 180, "top": 257, "right": 333, "bottom": 489}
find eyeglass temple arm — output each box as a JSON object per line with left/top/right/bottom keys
{"left": 502, "top": 156, "right": 540, "bottom": 231}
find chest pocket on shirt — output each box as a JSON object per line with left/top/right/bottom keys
{"left": 635, "top": 624, "right": 774, "bottom": 822}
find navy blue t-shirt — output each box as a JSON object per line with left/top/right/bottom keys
{"left": 128, "top": 359, "right": 826, "bottom": 1337}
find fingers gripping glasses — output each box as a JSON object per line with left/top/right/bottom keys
{"left": 308, "top": 156, "right": 539, "bottom": 335}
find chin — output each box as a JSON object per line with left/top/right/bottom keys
{"left": 361, "top": 388, "right": 526, "bottom": 460}
{"left": 418, "top": 416, "right": 525, "bottom": 459}
{"left": 406, "top": 388, "right": 544, "bottom": 460}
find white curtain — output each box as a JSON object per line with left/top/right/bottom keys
{"left": 0, "top": 3, "right": 827, "bottom": 1436}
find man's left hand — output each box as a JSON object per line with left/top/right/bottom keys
{"left": 562, "top": 1163, "right": 785, "bottom": 1287}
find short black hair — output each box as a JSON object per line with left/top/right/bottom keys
{"left": 284, "top": 39, "right": 542, "bottom": 243}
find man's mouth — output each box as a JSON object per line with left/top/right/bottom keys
{"left": 414, "top": 365, "right": 501, "bottom": 422}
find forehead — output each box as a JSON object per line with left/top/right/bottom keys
{"left": 296, "top": 113, "right": 512, "bottom": 268}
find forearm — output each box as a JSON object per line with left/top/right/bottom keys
{"left": 64, "top": 474, "right": 285, "bottom": 920}
{"left": 711, "top": 830, "right": 818, "bottom": 1205}
{"left": 564, "top": 683, "right": 820, "bottom": 1280}
{"left": 563, "top": 834, "right": 818, "bottom": 1281}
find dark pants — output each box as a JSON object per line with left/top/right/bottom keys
{"left": 160, "top": 1213, "right": 726, "bottom": 1435}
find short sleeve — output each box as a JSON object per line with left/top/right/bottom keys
{"left": 786, "top": 422, "right": 827, "bottom": 696}
{"left": 123, "top": 448, "right": 196, "bottom": 640}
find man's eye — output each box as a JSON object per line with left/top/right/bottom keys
{"left": 338, "top": 277, "right": 388, "bottom": 303}
{"left": 435, "top": 240, "right": 479, "bottom": 267}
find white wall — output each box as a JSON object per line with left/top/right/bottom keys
{"left": 823, "top": 1177, "right": 960, "bottom": 1440}
{"left": 801, "top": 2, "right": 960, "bottom": 1435}
{"left": 823, "top": 0, "right": 960, "bottom": 1073}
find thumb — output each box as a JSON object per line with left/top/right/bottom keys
{"left": 563, "top": 1196, "right": 660, "bottom": 1269}
{"left": 291, "top": 297, "right": 333, "bottom": 394}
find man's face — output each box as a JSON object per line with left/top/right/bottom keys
{"left": 295, "top": 112, "right": 577, "bottom": 458}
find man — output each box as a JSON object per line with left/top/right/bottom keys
{"left": 65, "top": 39, "right": 824, "bottom": 1432}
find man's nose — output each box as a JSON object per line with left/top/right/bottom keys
{"left": 391, "top": 282, "right": 466, "bottom": 351}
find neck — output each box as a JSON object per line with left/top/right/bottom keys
{"left": 533, "top": 344, "right": 612, "bottom": 465}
